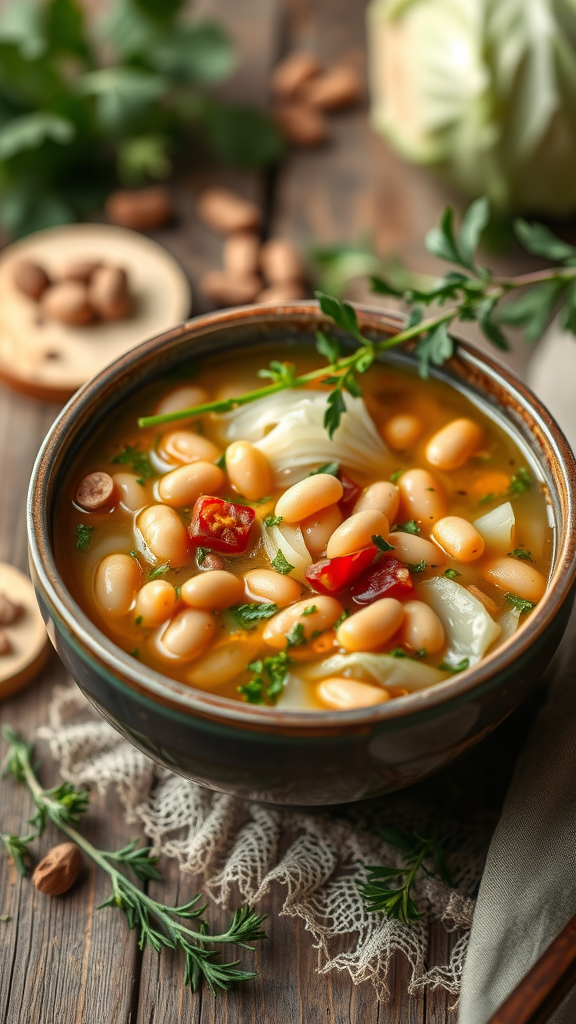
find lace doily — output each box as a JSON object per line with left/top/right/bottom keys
{"left": 38, "top": 683, "right": 490, "bottom": 1000}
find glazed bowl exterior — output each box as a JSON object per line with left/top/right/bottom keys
{"left": 27, "top": 303, "right": 576, "bottom": 805}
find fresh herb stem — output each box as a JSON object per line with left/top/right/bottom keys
{"left": 359, "top": 824, "right": 450, "bottom": 926}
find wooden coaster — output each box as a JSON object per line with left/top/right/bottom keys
{"left": 0, "top": 563, "right": 50, "bottom": 700}
{"left": 0, "top": 223, "right": 192, "bottom": 401}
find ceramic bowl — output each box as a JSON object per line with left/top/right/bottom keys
{"left": 27, "top": 303, "right": 576, "bottom": 806}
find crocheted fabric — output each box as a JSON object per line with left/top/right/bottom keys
{"left": 38, "top": 683, "right": 490, "bottom": 1000}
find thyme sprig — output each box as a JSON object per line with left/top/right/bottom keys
{"left": 138, "top": 197, "right": 576, "bottom": 440}
{"left": 1, "top": 726, "right": 266, "bottom": 994}
{"left": 359, "top": 824, "right": 451, "bottom": 926}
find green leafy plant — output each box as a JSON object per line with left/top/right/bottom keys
{"left": 0, "top": 0, "right": 283, "bottom": 236}
{"left": 229, "top": 602, "right": 278, "bottom": 629}
{"left": 359, "top": 824, "right": 450, "bottom": 926}
{"left": 138, "top": 197, "right": 576, "bottom": 439}
{"left": 1, "top": 726, "right": 266, "bottom": 993}
{"left": 238, "top": 652, "right": 292, "bottom": 705}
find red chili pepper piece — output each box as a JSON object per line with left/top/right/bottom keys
{"left": 351, "top": 555, "right": 414, "bottom": 605}
{"left": 339, "top": 470, "right": 362, "bottom": 516}
{"left": 189, "top": 495, "right": 255, "bottom": 554}
{"left": 305, "top": 545, "right": 377, "bottom": 596}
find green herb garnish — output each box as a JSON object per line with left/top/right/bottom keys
{"left": 196, "top": 547, "right": 211, "bottom": 565}
{"left": 148, "top": 563, "right": 170, "bottom": 580}
{"left": 508, "top": 468, "right": 532, "bottom": 496}
{"left": 135, "top": 615, "right": 143, "bottom": 626}
{"left": 444, "top": 568, "right": 461, "bottom": 579}
{"left": 239, "top": 653, "right": 293, "bottom": 705}
{"left": 439, "top": 657, "right": 470, "bottom": 673}
{"left": 333, "top": 609, "right": 350, "bottom": 630}
{"left": 271, "top": 549, "right": 295, "bottom": 575}
{"left": 76, "top": 523, "right": 94, "bottom": 551}
{"left": 263, "top": 515, "right": 283, "bottom": 527}
{"left": 505, "top": 594, "right": 536, "bottom": 613}
{"left": 407, "top": 560, "right": 427, "bottom": 573}
{"left": 372, "top": 534, "right": 394, "bottom": 552}
{"left": 230, "top": 603, "right": 278, "bottom": 629}
{"left": 390, "top": 471, "right": 403, "bottom": 483}
{"left": 508, "top": 548, "right": 533, "bottom": 561}
{"left": 1, "top": 726, "right": 266, "bottom": 993}
{"left": 301, "top": 605, "right": 318, "bottom": 616}
{"left": 215, "top": 454, "right": 226, "bottom": 470}
{"left": 390, "top": 647, "right": 408, "bottom": 658}
{"left": 309, "top": 462, "right": 340, "bottom": 477}
{"left": 285, "top": 623, "right": 306, "bottom": 648}
{"left": 359, "top": 824, "right": 450, "bottom": 926}
{"left": 112, "top": 445, "right": 154, "bottom": 479}
{"left": 394, "top": 521, "right": 420, "bottom": 535}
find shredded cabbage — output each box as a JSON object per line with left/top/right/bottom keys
{"left": 473, "top": 501, "right": 515, "bottom": 554}
{"left": 261, "top": 521, "right": 312, "bottom": 584}
{"left": 221, "top": 389, "right": 388, "bottom": 486}
{"left": 497, "top": 606, "right": 522, "bottom": 643}
{"left": 301, "top": 652, "right": 447, "bottom": 691}
{"left": 419, "top": 576, "right": 501, "bottom": 667}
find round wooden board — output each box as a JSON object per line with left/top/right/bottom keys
{"left": 0, "top": 223, "right": 192, "bottom": 400}
{"left": 0, "top": 563, "right": 50, "bottom": 700}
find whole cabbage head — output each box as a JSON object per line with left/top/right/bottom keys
{"left": 367, "top": 0, "right": 576, "bottom": 213}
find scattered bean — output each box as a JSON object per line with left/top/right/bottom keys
{"left": 399, "top": 600, "right": 445, "bottom": 654}
{"left": 13, "top": 260, "right": 50, "bottom": 300}
{"left": 225, "top": 441, "right": 273, "bottom": 501}
{"left": 272, "top": 51, "right": 322, "bottom": 99}
{"left": 158, "top": 461, "right": 224, "bottom": 508}
{"left": 138, "top": 505, "right": 189, "bottom": 567}
{"left": 275, "top": 474, "right": 343, "bottom": 523}
{"left": 105, "top": 187, "right": 172, "bottom": 230}
{"left": 300, "top": 504, "right": 343, "bottom": 558}
{"left": 159, "top": 430, "right": 222, "bottom": 466}
{"left": 223, "top": 232, "right": 261, "bottom": 276}
{"left": 135, "top": 580, "right": 178, "bottom": 627}
{"left": 41, "top": 282, "right": 94, "bottom": 325}
{"left": 161, "top": 608, "right": 216, "bottom": 660}
{"left": 263, "top": 595, "right": 343, "bottom": 650}
{"left": 181, "top": 570, "right": 244, "bottom": 611}
{"left": 88, "top": 266, "right": 131, "bottom": 321}
{"left": 482, "top": 557, "right": 546, "bottom": 603}
{"left": 243, "top": 568, "right": 302, "bottom": 606}
{"left": 336, "top": 598, "right": 404, "bottom": 652}
{"left": 76, "top": 472, "right": 116, "bottom": 512}
{"left": 197, "top": 188, "right": 262, "bottom": 234}
{"left": 316, "top": 677, "right": 389, "bottom": 710}
{"left": 426, "top": 418, "right": 483, "bottom": 471}
{"left": 299, "top": 65, "right": 362, "bottom": 109}
{"left": 326, "top": 509, "right": 389, "bottom": 559}
{"left": 432, "top": 516, "right": 485, "bottom": 562}
{"left": 260, "top": 239, "right": 304, "bottom": 284}
{"left": 95, "top": 553, "right": 141, "bottom": 615}
{"left": 0, "top": 593, "right": 21, "bottom": 626}
{"left": 382, "top": 414, "right": 422, "bottom": 451}
{"left": 353, "top": 481, "right": 400, "bottom": 522}
{"left": 274, "top": 103, "right": 329, "bottom": 146}
{"left": 398, "top": 468, "right": 447, "bottom": 524}
{"left": 61, "top": 259, "right": 101, "bottom": 283}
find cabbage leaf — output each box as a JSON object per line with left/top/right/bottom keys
{"left": 419, "top": 576, "right": 501, "bottom": 668}
{"left": 301, "top": 651, "right": 447, "bottom": 691}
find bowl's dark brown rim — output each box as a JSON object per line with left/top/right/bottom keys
{"left": 28, "top": 301, "right": 576, "bottom": 731}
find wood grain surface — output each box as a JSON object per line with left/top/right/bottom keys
{"left": 0, "top": 1, "right": 545, "bottom": 1022}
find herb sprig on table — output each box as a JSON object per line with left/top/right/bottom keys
{"left": 139, "top": 197, "right": 576, "bottom": 440}
{"left": 359, "top": 824, "right": 451, "bottom": 926}
{"left": 1, "top": 726, "right": 266, "bottom": 994}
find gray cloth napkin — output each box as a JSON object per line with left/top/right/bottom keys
{"left": 459, "top": 325, "right": 576, "bottom": 1022}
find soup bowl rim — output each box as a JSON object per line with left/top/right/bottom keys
{"left": 27, "top": 300, "right": 576, "bottom": 731}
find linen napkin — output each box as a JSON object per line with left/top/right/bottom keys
{"left": 459, "top": 323, "right": 576, "bottom": 1023}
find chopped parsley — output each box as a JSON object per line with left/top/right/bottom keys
{"left": 272, "top": 549, "right": 295, "bottom": 575}
{"left": 508, "top": 548, "right": 533, "bottom": 561}
{"left": 174, "top": 586, "right": 180, "bottom": 599}
{"left": 506, "top": 593, "right": 536, "bottom": 613}
{"left": 76, "top": 523, "right": 94, "bottom": 551}
{"left": 416, "top": 648, "right": 427, "bottom": 658}
{"left": 390, "top": 647, "right": 408, "bottom": 658}
{"left": 444, "top": 568, "right": 462, "bottom": 579}
{"left": 372, "top": 534, "right": 394, "bottom": 552}
{"left": 230, "top": 603, "right": 278, "bottom": 629}
{"left": 285, "top": 622, "right": 307, "bottom": 648}
{"left": 239, "top": 652, "right": 293, "bottom": 705}
{"left": 196, "top": 547, "right": 211, "bottom": 565}
{"left": 309, "top": 462, "right": 340, "bottom": 477}
{"left": 508, "top": 467, "right": 531, "bottom": 496}
{"left": 215, "top": 453, "right": 226, "bottom": 469}
{"left": 390, "top": 470, "right": 403, "bottom": 483}
{"left": 478, "top": 492, "right": 496, "bottom": 505}
{"left": 439, "top": 657, "right": 470, "bottom": 673}
{"left": 130, "top": 648, "right": 140, "bottom": 659}
{"left": 135, "top": 615, "right": 143, "bottom": 626}
{"left": 148, "top": 563, "right": 170, "bottom": 580}
{"left": 111, "top": 445, "right": 154, "bottom": 479}
{"left": 301, "top": 605, "right": 318, "bottom": 616}
{"left": 255, "top": 495, "right": 272, "bottom": 506}
{"left": 394, "top": 520, "right": 420, "bottom": 535}
{"left": 407, "top": 560, "right": 427, "bottom": 573}
{"left": 263, "top": 514, "right": 283, "bottom": 527}
{"left": 334, "top": 609, "right": 350, "bottom": 630}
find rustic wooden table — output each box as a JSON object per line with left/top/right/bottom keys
{"left": 0, "top": 1, "right": 541, "bottom": 1021}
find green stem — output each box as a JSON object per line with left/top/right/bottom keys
{"left": 15, "top": 743, "right": 249, "bottom": 948}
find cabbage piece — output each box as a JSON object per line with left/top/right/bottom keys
{"left": 261, "top": 521, "right": 312, "bottom": 584}
{"left": 497, "top": 606, "right": 521, "bottom": 643}
{"left": 473, "top": 501, "right": 515, "bottom": 554}
{"left": 221, "top": 389, "right": 388, "bottom": 486}
{"left": 367, "top": 0, "right": 576, "bottom": 213}
{"left": 301, "top": 652, "right": 447, "bottom": 692}
{"left": 419, "top": 576, "right": 501, "bottom": 668}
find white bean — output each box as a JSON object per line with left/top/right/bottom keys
{"left": 399, "top": 601, "right": 445, "bottom": 654}
{"left": 482, "top": 557, "right": 546, "bottom": 603}
{"left": 326, "top": 510, "right": 389, "bottom": 559}
{"left": 95, "top": 554, "right": 141, "bottom": 616}
{"left": 275, "top": 473, "right": 343, "bottom": 523}
{"left": 353, "top": 481, "right": 399, "bottom": 522}
{"left": 244, "top": 569, "right": 302, "bottom": 606}
{"left": 159, "top": 430, "right": 221, "bottom": 466}
{"left": 382, "top": 414, "right": 423, "bottom": 450}
{"left": 112, "top": 472, "right": 147, "bottom": 512}
{"left": 263, "top": 595, "right": 343, "bottom": 650}
{"left": 398, "top": 468, "right": 447, "bottom": 525}
{"left": 336, "top": 598, "right": 404, "bottom": 652}
{"left": 161, "top": 608, "right": 216, "bottom": 660}
{"left": 387, "top": 532, "right": 446, "bottom": 568}
{"left": 300, "top": 504, "right": 343, "bottom": 558}
{"left": 426, "top": 418, "right": 483, "bottom": 471}
{"left": 135, "top": 580, "right": 178, "bottom": 627}
{"left": 181, "top": 570, "right": 244, "bottom": 610}
{"left": 138, "top": 505, "right": 189, "bottom": 567}
{"left": 158, "top": 461, "right": 224, "bottom": 508}
{"left": 187, "top": 635, "right": 262, "bottom": 688}
{"left": 432, "top": 516, "right": 485, "bottom": 562}
{"left": 316, "top": 677, "right": 390, "bottom": 710}
{"left": 225, "top": 441, "right": 273, "bottom": 501}
{"left": 155, "top": 386, "right": 209, "bottom": 418}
